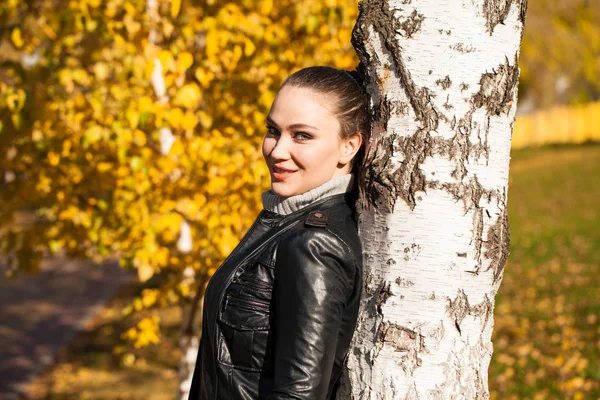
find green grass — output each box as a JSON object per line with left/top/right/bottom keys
{"left": 24, "top": 143, "right": 600, "bottom": 400}
{"left": 491, "top": 143, "right": 600, "bottom": 400}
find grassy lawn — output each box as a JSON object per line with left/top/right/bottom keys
{"left": 491, "top": 143, "right": 600, "bottom": 400}
{"left": 22, "top": 143, "right": 600, "bottom": 399}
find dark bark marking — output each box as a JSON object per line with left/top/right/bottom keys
{"left": 483, "top": 195, "right": 510, "bottom": 283}
{"left": 450, "top": 43, "right": 476, "bottom": 53}
{"left": 394, "top": 132, "right": 430, "bottom": 211}
{"left": 396, "top": 10, "right": 425, "bottom": 39}
{"left": 426, "top": 176, "right": 490, "bottom": 214}
{"left": 361, "top": 129, "right": 430, "bottom": 212}
{"left": 443, "top": 95, "right": 453, "bottom": 111}
{"left": 474, "top": 369, "right": 488, "bottom": 399}
{"left": 472, "top": 208, "right": 484, "bottom": 266}
{"left": 472, "top": 55, "right": 520, "bottom": 116}
{"left": 361, "top": 133, "right": 403, "bottom": 212}
{"left": 377, "top": 322, "right": 425, "bottom": 374}
{"left": 454, "top": 320, "right": 462, "bottom": 335}
{"left": 402, "top": 243, "right": 421, "bottom": 262}
{"left": 395, "top": 276, "right": 414, "bottom": 287}
{"left": 482, "top": 0, "right": 527, "bottom": 34}
{"left": 390, "top": 100, "right": 410, "bottom": 116}
{"left": 376, "top": 280, "right": 393, "bottom": 314}
{"left": 460, "top": 83, "right": 469, "bottom": 92}
{"left": 446, "top": 290, "right": 493, "bottom": 334}
{"left": 435, "top": 75, "right": 452, "bottom": 90}
{"left": 364, "top": 271, "right": 376, "bottom": 295}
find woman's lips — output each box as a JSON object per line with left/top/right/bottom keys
{"left": 272, "top": 166, "right": 296, "bottom": 181}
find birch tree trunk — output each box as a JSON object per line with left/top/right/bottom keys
{"left": 339, "top": 1, "right": 527, "bottom": 398}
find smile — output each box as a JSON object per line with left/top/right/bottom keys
{"left": 272, "top": 166, "right": 297, "bottom": 181}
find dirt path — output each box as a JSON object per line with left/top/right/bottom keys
{"left": 0, "top": 255, "right": 131, "bottom": 398}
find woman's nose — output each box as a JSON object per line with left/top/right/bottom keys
{"left": 270, "top": 135, "right": 291, "bottom": 160}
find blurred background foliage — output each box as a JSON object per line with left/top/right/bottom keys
{"left": 0, "top": 0, "right": 358, "bottom": 343}
{"left": 0, "top": 0, "right": 599, "bottom": 399}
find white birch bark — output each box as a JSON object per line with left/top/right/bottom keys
{"left": 338, "top": 1, "right": 527, "bottom": 398}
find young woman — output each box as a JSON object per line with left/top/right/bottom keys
{"left": 188, "top": 66, "right": 367, "bottom": 400}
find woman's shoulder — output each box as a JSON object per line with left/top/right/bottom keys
{"left": 279, "top": 201, "right": 362, "bottom": 266}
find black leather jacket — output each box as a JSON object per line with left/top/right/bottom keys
{"left": 188, "top": 192, "right": 362, "bottom": 400}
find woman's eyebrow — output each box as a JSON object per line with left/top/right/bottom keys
{"left": 266, "top": 116, "right": 319, "bottom": 131}
{"left": 266, "top": 116, "right": 278, "bottom": 127}
{"left": 289, "top": 123, "right": 319, "bottom": 131}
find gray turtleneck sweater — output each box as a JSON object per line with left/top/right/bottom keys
{"left": 261, "top": 174, "right": 355, "bottom": 215}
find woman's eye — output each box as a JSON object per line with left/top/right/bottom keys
{"left": 294, "top": 132, "right": 312, "bottom": 141}
{"left": 266, "top": 126, "right": 280, "bottom": 136}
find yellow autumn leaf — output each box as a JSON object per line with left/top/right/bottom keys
{"left": 97, "top": 162, "right": 113, "bottom": 172}
{"left": 199, "top": 111, "right": 213, "bottom": 129}
{"left": 244, "top": 38, "right": 256, "bottom": 57}
{"left": 167, "top": 107, "right": 184, "bottom": 128}
{"left": 126, "top": 108, "right": 140, "bottom": 128}
{"left": 137, "top": 262, "right": 154, "bottom": 282}
{"left": 267, "top": 62, "right": 279, "bottom": 75}
{"left": 11, "top": 28, "right": 24, "bottom": 48}
{"left": 195, "top": 68, "right": 215, "bottom": 88}
{"left": 171, "top": 0, "right": 182, "bottom": 18}
{"left": 260, "top": 0, "right": 273, "bottom": 16}
{"left": 158, "top": 49, "right": 174, "bottom": 72}
{"left": 138, "top": 96, "right": 153, "bottom": 113}
{"left": 133, "top": 129, "right": 147, "bottom": 146}
{"left": 169, "top": 140, "right": 184, "bottom": 156}
{"left": 177, "top": 51, "right": 194, "bottom": 73}
{"left": 47, "top": 152, "right": 60, "bottom": 166}
{"left": 182, "top": 112, "right": 198, "bottom": 130}
{"left": 225, "top": 45, "right": 243, "bottom": 71}
{"left": 174, "top": 83, "right": 201, "bottom": 108}
{"left": 144, "top": 58, "right": 156, "bottom": 80}
{"left": 205, "top": 30, "right": 219, "bottom": 60}
{"left": 141, "top": 289, "right": 159, "bottom": 308}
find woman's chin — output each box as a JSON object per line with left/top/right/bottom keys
{"left": 270, "top": 183, "right": 297, "bottom": 197}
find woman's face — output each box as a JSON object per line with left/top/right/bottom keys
{"left": 262, "top": 85, "right": 358, "bottom": 197}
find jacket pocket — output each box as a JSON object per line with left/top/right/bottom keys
{"left": 219, "top": 288, "right": 271, "bottom": 331}
{"left": 218, "top": 293, "right": 273, "bottom": 372}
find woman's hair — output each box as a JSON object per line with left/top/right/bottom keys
{"left": 281, "top": 66, "right": 368, "bottom": 175}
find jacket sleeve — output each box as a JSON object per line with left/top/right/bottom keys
{"left": 269, "top": 229, "right": 355, "bottom": 400}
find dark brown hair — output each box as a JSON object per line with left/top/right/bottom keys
{"left": 281, "top": 66, "right": 368, "bottom": 174}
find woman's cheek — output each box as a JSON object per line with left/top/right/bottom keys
{"left": 262, "top": 137, "right": 273, "bottom": 159}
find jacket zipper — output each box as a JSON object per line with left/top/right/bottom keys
{"left": 223, "top": 294, "right": 270, "bottom": 313}
{"left": 239, "top": 275, "right": 272, "bottom": 291}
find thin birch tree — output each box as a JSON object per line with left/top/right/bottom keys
{"left": 339, "top": 1, "right": 527, "bottom": 398}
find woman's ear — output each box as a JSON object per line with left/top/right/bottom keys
{"left": 339, "top": 133, "right": 363, "bottom": 164}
